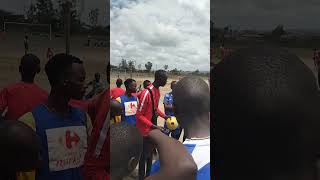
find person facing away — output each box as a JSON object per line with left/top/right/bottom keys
{"left": 17, "top": 53, "right": 93, "bottom": 180}
{"left": 0, "top": 120, "right": 41, "bottom": 180}
{"left": 110, "top": 122, "right": 197, "bottom": 180}
{"left": 136, "top": 70, "right": 170, "bottom": 179}
{"left": 151, "top": 76, "right": 210, "bottom": 180}
{"left": 163, "top": 81, "right": 182, "bottom": 140}
{"left": 116, "top": 78, "right": 138, "bottom": 126}
{"left": 85, "top": 72, "right": 103, "bottom": 100}
{"left": 213, "top": 46, "right": 320, "bottom": 180}
{"left": 0, "top": 54, "right": 48, "bottom": 121}
{"left": 24, "top": 35, "right": 29, "bottom": 54}
{"left": 135, "top": 80, "right": 151, "bottom": 98}
{"left": 111, "top": 78, "right": 125, "bottom": 99}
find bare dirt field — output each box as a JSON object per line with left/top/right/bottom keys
{"left": 0, "top": 32, "right": 108, "bottom": 92}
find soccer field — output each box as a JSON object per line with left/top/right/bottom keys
{"left": 0, "top": 32, "right": 108, "bottom": 91}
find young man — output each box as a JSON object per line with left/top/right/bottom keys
{"left": 151, "top": 76, "right": 210, "bottom": 180}
{"left": 111, "top": 78, "right": 125, "bottom": 99}
{"left": 0, "top": 54, "right": 48, "bottom": 120}
{"left": 18, "top": 54, "right": 92, "bottom": 180}
{"left": 0, "top": 120, "right": 41, "bottom": 180}
{"left": 136, "top": 70, "right": 170, "bottom": 179}
{"left": 213, "top": 46, "right": 320, "bottom": 180}
{"left": 116, "top": 78, "right": 138, "bottom": 126}
{"left": 163, "top": 81, "right": 182, "bottom": 140}
{"left": 24, "top": 35, "right": 29, "bottom": 54}
{"left": 110, "top": 123, "right": 197, "bottom": 180}
{"left": 85, "top": 73, "right": 103, "bottom": 99}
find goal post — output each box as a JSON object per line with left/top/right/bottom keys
{"left": 3, "top": 22, "right": 52, "bottom": 40}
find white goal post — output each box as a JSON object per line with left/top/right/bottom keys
{"left": 3, "top": 22, "right": 52, "bottom": 40}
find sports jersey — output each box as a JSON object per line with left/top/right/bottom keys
{"left": 116, "top": 95, "right": 138, "bottom": 126}
{"left": 163, "top": 92, "right": 174, "bottom": 116}
{"left": 17, "top": 104, "right": 92, "bottom": 180}
{"left": 110, "top": 87, "right": 125, "bottom": 99}
{"left": 0, "top": 81, "right": 48, "bottom": 120}
{"left": 83, "top": 89, "right": 110, "bottom": 180}
{"left": 136, "top": 84, "right": 166, "bottom": 136}
{"left": 69, "top": 99, "right": 89, "bottom": 112}
{"left": 150, "top": 138, "right": 211, "bottom": 179}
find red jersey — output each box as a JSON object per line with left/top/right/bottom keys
{"left": 136, "top": 84, "right": 166, "bottom": 136}
{"left": 69, "top": 99, "right": 89, "bottom": 112}
{"left": 110, "top": 87, "right": 125, "bottom": 99}
{"left": 83, "top": 89, "right": 110, "bottom": 180}
{"left": 0, "top": 81, "right": 48, "bottom": 120}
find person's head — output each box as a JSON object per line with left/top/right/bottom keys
{"left": 45, "top": 53, "right": 86, "bottom": 100}
{"left": 116, "top": 78, "right": 123, "bottom": 88}
{"left": 212, "top": 45, "right": 320, "bottom": 180}
{"left": 124, "top": 78, "right": 137, "bottom": 94}
{"left": 172, "top": 76, "right": 210, "bottom": 132}
{"left": 110, "top": 123, "right": 143, "bottom": 180}
{"left": 154, "top": 70, "right": 167, "bottom": 87}
{"left": 143, "top": 80, "right": 151, "bottom": 89}
{"left": 94, "top": 72, "right": 101, "bottom": 82}
{"left": 0, "top": 120, "right": 40, "bottom": 178}
{"left": 110, "top": 99, "right": 123, "bottom": 117}
{"left": 19, "top": 54, "right": 41, "bottom": 82}
{"left": 170, "top": 81, "right": 177, "bottom": 90}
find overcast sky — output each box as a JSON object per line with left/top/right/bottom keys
{"left": 111, "top": 0, "right": 210, "bottom": 72}
{"left": 0, "top": 0, "right": 108, "bottom": 26}
{"left": 213, "top": 0, "right": 320, "bottom": 31}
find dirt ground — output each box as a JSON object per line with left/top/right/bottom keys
{"left": 0, "top": 32, "right": 108, "bottom": 91}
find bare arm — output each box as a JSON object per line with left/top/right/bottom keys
{"left": 145, "top": 130, "right": 197, "bottom": 180}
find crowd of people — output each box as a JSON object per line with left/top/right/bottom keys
{"left": 0, "top": 52, "right": 211, "bottom": 180}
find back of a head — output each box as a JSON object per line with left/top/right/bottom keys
{"left": 143, "top": 80, "right": 151, "bottom": 88}
{"left": 110, "top": 123, "right": 143, "bottom": 179}
{"left": 155, "top": 70, "right": 166, "bottom": 80}
{"left": 45, "top": 53, "right": 82, "bottom": 86}
{"left": 0, "top": 120, "right": 40, "bottom": 176}
{"left": 116, "top": 78, "right": 123, "bottom": 87}
{"left": 213, "top": 46, "right": 320, "bottom": 180}
{"left": 124, "top": 78, "right": 135, "bottom": 89}
{"left": 20, "top": 54, "right": 40, "bottom": 79}
{"left": 172, "top": 76, "right": 210, "bottom": 127}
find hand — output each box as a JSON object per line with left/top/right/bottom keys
{"left": 164, "top": 116, "right": 170, "bottom": 120}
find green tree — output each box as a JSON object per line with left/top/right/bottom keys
{"left": 145, "top": 62, "right": 153, "bottom": 72}
{"left": 164, "top": 65, "right": 168, "bottom": 70}
{"left": 35, "top": 0, "right": 55, "bottom": 24}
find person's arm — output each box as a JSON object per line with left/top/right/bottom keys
{"left": 0, "top": 88, "right": 8, "bottom": 117}
{"left": 145, "top": 130, "right": 197, "bottom": 180}
{"left": 115, "top": 97, "right": 122, "bottom": 123}
{"left": 157, "top": 108, "right": 167, "bottom": 119}
{"left": 136, "top": 92, "right": 154, "bottom": 128}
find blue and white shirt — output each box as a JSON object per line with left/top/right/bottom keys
{"left": 163, "top": 92, "right": 174, "bottom": 116}
{"left": 150, "top": 137, "right": 211, "bottom": 179}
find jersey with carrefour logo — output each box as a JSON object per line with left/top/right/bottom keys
{"left": 17, "top": 104, "right": 92, "bottom": 180}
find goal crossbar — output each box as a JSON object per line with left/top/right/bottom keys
{"left": 3, "top": 22, "right": 52, "bottom": 40}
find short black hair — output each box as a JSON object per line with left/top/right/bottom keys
{"left": 116, "top": 78, "right": 123, "bottom": 87}
{"left": 110, "top": 123, "right": 143, "bottom": 177}
{"left": 172, "top": 76, "right": 210, "bottom": 118}
{"left": 124, "top": 78, "right": 136, "bottom": 88}
{"left": 20, "top": 54, "right": 40, "bottom": 77}
{"left": 143, "top": 80, "right": 151, "bottom": 88}
{"left": 45, "top": 53, "right": 83, "bottom": 86}
{"left": 155, "top": 70, "right": 167, "bottom": 80}
{"left": 213, "top": 46, "right": 320, "bottom": 179}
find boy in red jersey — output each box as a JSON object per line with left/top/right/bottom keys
{"left": 136, "top": 70, "right": 170, "bottom": 179}
{"left": 111, "top": 78, "right": 125, "bottom": 99}
{"left": 0, "top": 54, "right": 48, "bottom": 120}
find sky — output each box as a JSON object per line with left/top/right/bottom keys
{"left": 110, "top": 0, "right": 210, "bottom": 72}
{"left": 0, "top": 0, "right": 109, "bottom": 26}
{"left": 213, "top": 0, "right": 320, "bottom": 31}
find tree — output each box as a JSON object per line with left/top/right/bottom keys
{"left": 145, "top": 62, "right": 153, "bottom": 72}
{"left": 170, "top": 68, "right": 180, "bottom": 75}
{"left": 120, "top": 59, "right": 128, "bottom": 70}
{"left": 89, "top": 8, "right": 99, "bottom": 29}
{"left": 35, "top": 0, "right": 56, "bottom": 24}
{"left": 164, "top": 65, "right": 168, "bottom": 70}
{"left": 271, "top": 25, "right": 286, "bottom": 41}
{"left": 26, "top": 4, "right": 37, "bottom": 22}
{"left": 192, "top": 69, "right": 200, "bottom": 75}
{"left": 128, "top": 60, "right": 135, "bottom": 71}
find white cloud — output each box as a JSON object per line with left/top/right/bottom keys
{"left": 111, "top": 0, "right": 210, "bottom": 71}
